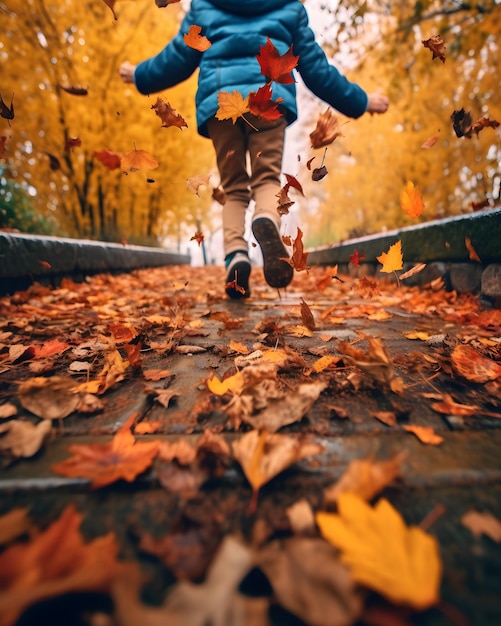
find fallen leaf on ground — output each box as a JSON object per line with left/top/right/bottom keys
{"left": 404, "top": 425, "right": 444, "bottom": 445}
{"left": 286, "top": 499, "right": 316, "bottom": 535}
{"left": 256, "top": 537, "right": 363, "bottom": 626}
{"left": 17, "top": 376, "right": 80, "bottom": 420}
{"left": 207, "top": 370, "right": 244, "bottom": 396}
{"left": 0, "top": 505, "right": 119, "bottom": 626}
{"left": 0, "top": 419, "right": 52, "bottom": 458}
{"left": 51, "top": 413, "right": 160, "bottom": 488}
{"left": 461, "top": 510, "right": 501, "bottom": 542}
{"left": 371, "top": 410, "right": 397, "bottom": 426}
{"left": 232, "top": 430, "right": 323, "bottom": 512}
{"left": 323, "top": 453, "right": 407, "bottom": 506}
{"left": 317, "top": 493, "right": 442, "bottom": 610}
{"left": 451, "top": 344, "right": 501, "bottom": 383}
{"left": 112, "top": 536, "right": 254, "bottom": 626}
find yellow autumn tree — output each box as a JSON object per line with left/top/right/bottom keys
{"left": 302, "top": 0, "right": 501, "bottom": 245}
{"left": 0, "top": 0, "right": 215, "bottom": 244}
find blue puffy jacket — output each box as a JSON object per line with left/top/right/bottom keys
{"left": 134, "top": 0, "right": 369, "bottom": 137}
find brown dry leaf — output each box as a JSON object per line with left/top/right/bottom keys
{"left": 121, "top": 148, "right": 158, "bottom": 173}
{"left": 282, "top": 227, "right": 309, "bottom": 272}
{"left": 310, "top": 108, "right": 344, "bottom": 149}
{"left": 399, "top": 263, "right": 427, "bottom": 281}
{"left": 151, "top": 97, "right": 187, "bottom": 129}
{"left": 286, "top": 499, "right": 316, "bottom": 535}
{"left": 143, "top": 368, "right": 172, "bottom": 381}
{"left": 229, "top": 339, "right": 249, "bottom": 354}
{"left": 371, "top": 410, "right": 397, "bottom": 426}
{"left": 0, "top": 403, "right": 17, "bottom": 419}
{"left": 51, "top": 414, "right": 160, "bottom": 488}
{"left": 186, "top": 174, "right": 211, "bottom": 196}
{"left": 300, "top": 298, "right": 316, "bottom": 331}
{"left": 17, "top": 376, "right": 80, "bottom": 420}
{"left": 422, "top": 35, "right": 446, "bottom": 62}
{"left": 184, "top": 24, "right": 211, "bottom": 52}
{"left": 0, "top": 509, "right": 31, "bottom": 546}
{"left": 430, "top": 392, "right": 500, "bottom": 419}
{"left": 0, "top": 505, "right": 119, "bottom": 626}
{"left": 0, "top": 419, "right": 52, "bottom": 458}
{"left": 467, "top": 115, "right": 500, "bottom": 137}
{"left": 421, "top": 135, "right": 439, "bottom": 149}
{"left": 404, "top": 425, "right": 444, "bottom": 446}
{"left": 256, "top": 537, "right": 363, "bottom": 626}
{"left": 232, "top": 430, "right": 323, "bottom": 512}
{"left": 323, "top": 453, "right": 407, "bottom": 506}
{"left": 461, "top": 510, "right": 501, "bottom": 542}
{"left": 275, "top": 184, "right": 294, "bottom": 215}
{"left": 152, "top": 388, "right": 180, "bottom": 408}
{"left": 451, "top": 344, "right": 501, "bottom": 383}
{"left": 337, "top": 333, "right": 404, "bottom": 393}
{"left": 134, "top": 421, "right": 161, "bottom": 435}
{"left": 112, "top": 536, "right": 254, "bottom": 626}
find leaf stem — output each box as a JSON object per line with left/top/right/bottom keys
{"left": 241, "top": 114, "right": 259, "bottom": 132}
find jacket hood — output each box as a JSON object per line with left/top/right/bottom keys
{"left": 206, "top": 0, "right": 292, "bottom": 17}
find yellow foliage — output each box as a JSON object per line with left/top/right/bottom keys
{"left": 316, "top": 493, "right": 443, "bottom": 610}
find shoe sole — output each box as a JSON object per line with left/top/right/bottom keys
{"left": 225, "top": 260, "right": 251, "bottom": 299}
{"left": 252, "top": 218, "right": 293, "bottom": 289}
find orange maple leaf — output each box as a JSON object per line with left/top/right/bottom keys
{"left": 51, "top": 414, "right": 160, "bottom": 488}
{"left": 151, "top": 97, "right": 188, "bottom": 129}
{"left": 94, "top": 148, "right": 122, "bottom": 170}
{"left": 215, "top": 90, "right": 250, "bottom": 124}
{"left": 121, "top": 147, "right": 158, "bottom": 173}
{"left": 248, "top": 83, "right": 284, "bottom": 121}
{"left": 184, "top": 25, "right": 211, "bottom": 52}
{"left": 400, "top": 181, "right": 424, "bottom": 218}
{"left": 0, "top": 505, "right": 119, "bottom": 626}
{"left": 376, "top": 240, "right": 403, "bottom": 273}
{"left": 422, "top": 35, "right": 446, "bottom": 62}
{"left": 256, "top": 37, "right": 299, "bottom": 84}
{"left": 310, "top": 108, "right": 344, "bottom": 149}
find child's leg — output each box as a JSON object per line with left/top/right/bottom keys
{"left": 248, "top": 119, "right": 293, "bottom": 289}
{"left": 206, "top": 118, "right": 251, "bottom": 257}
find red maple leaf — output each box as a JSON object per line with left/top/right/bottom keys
{"left": 256, "top": 37, "right": 299, "bottom": 84}
{"left": 350, "top": 249, "right": 366, "bottom": 267}
{"left": 94, "top": 149, "right": 122, "bottom": 170}
{"left": 248, "top": 83, "right": 284, "bottom": 120}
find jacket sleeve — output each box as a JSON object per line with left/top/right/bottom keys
{"left": 293, "top": 5, "right": 368, "bottom": 118}
{"left": 134, "top": 10, "right": 202, "bottom": 95}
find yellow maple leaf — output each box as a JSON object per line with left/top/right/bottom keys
{"left": 316, "top": 493, "right": 442, "bottom": 610}
{"left": 215, "top": 90, "right": 250, "bottom": 124}
{"left": 376, "top": 240, "right": 403, "bottom": 273}
{"left": 400, "top": 181, "right": 424, "bottom": 217}
{"left": 207, "top": 371, "right": 244, "bottom": 395}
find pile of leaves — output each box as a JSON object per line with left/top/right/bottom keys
{"left": 0, "top": 261, "right": 500, "bottom": 625}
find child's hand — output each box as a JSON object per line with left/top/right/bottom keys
{"left": 119, "top": 61, "right": 136, "bottom": 84}
{"left": 366, "top": 92, "right": 389, "bottom": 114}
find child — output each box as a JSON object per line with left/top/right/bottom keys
{"left": 119, "top": 0, "right": 389, "bottom": 299}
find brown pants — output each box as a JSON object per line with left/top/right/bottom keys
{"left": 206, "top": 116, "right": 287, "bottom": 257}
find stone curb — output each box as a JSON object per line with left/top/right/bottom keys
{"left": 306, "top": 208, "right": 501, "bottom": 300}
{"left": 0, "top": 232, "right": 190, "bottom": 295}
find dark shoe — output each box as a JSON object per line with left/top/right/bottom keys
{"left": 252, "top": 217, "right": 293, "bottom": 289}
{"left": 225, "top": 253, "right": 251, "bottom": 299}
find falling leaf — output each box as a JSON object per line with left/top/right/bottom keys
{"left": 51, "top": 414, "right": 160, "bottom": 488}
{"left": 282, "top": 227, "right": 309, "bottom": 272}
{"left": 300, "top": 298, "right": 316, "bottom": 330}
{"left": 377, "top": 240, "right": 403, "bottom": 273}
{"left": 451, "top": 344, "right": 501, "bottom": 383}
{"left": 256, "top": 537, "right": 363, "bottom": 626}
{"left": 0, "top": 419, "right": 52, "bottom": 458}
{"left": 215, "top": 90, "right": 250, "bottom": 124}
{"left": 248, "top": 82, "right": 284, "bottom": 121}
{"left": 461, "top": 510, "right": 501, "bottom": 542}
{"left": 284, "top": 173, "right": 304, "bottom": 196}
{"left": 349, "top": 249, "right": 366, "bottom": 267}
{"left": 310, "top": 108, "right": 344, "bottom": 149}
{"left": 467, "top": 115, "right": 499, "bottom": 137}
{"left": 121, "top": 148, "right": 158, "bottom": 173}
{"left": 451, "top": 108, "right": 472, "bottom": 138}
{"left": 422, "top": 35, "right": 446, "bottom": 62}
{"left": 44, "top": 152, "right": 61, "bottom": 170}
{"left": 186, "top": 174, "right": 211, "bottom": 195}
{"left": 0, "top": 505, "right": 119, "bottom": 626}
{"left": 400, "top": 181, "right": 424, "bottom": 218}
{"left": 256, "top": 37, "right": 299, "bottom": 84}
{"left": 312, "top": 165, "right": 328, "bottom": 181}
{"left": 399, "top": 263, "right": 427, "bottom": 280}
{"left": 421, "top": 135, "right": 438, "bottom": 149}
{"left": 94, "top": 148, "right": 122, "bottom": 170}
{"left": 430, "top": 393, "right": 480, "bottom": 417}
{"left": 0, "top": 93, "right": 14, "bottom": 125}
{"left": 190, "top": 231, "right": 204, "bottom": 246}
{"left": 276, "top": 184, "right": 294, "bottom": 215}
{"left": 232, "top": 430, "right": 323, "bottom": 512}
{"left": 65, "top": 137, "right": 82, "bottom": 150}
{"left": 101, "top": 0, "right": 117, "bottom": 19}
{"left": 465, "top": 236, "right": 481, "bottom": 262}
{"left": 404, "top": 425, "right": 444, "bottom": 445}
{"left": 151, "top": 97, "right": 188, "bottom": 129}
{"left": 323, "top": 453, "right": 407, "bottom": 505}
{"left": 59, "top": 84, "right": 88, "bottom": 96}
{"left": 184, "top": 25, "right": 211, "bottom": 51}
{"left": 317, "top": 493, "right": 442, "bottom": 610}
